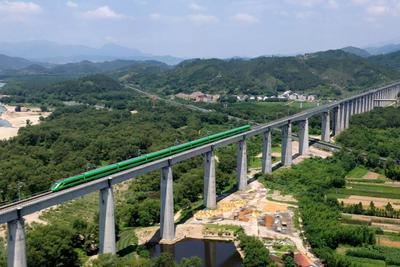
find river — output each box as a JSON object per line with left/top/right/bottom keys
{"left": 0, "top": 82, "right": 12, "bottom": 127}
{"left": 148, "top": 239, "right": 242, "bottom": 267}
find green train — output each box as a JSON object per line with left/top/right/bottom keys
{"left": 50, "top": 125, "right": 251, "bottom": 192}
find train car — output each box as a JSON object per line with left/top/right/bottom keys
{"left": 50, "top": 124, "right": 251, "bottom": 192}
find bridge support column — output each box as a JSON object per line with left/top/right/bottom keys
{"left": 281, "top": 122, "right": 292, "bottom": 166}
{"left": 333, "top": 106, "right": 341, "bottom": 136}
{"left": 99, "top": 182, "right": 116, "bottom": 254}
{"left": 358, "top": 98, "right": 363, "bottom": 113}
{"left": 342, "top": 103, "right": 348, "bottom": 129}
{"left": 237, "top": 139, "right": 248, "bottom": 190}
{"left": 160, "top": 165, "right": 175, "bottom": 241}
{"left": 368, "top": 95, "right": 372, "bottom": 110}
{"left": 340, "top": 104, "right": 346, "bottom": 130}
{"left": 204, "top": 150, "right": 216, "bottom": 209}
{"left": 7, "top": 216, "right": 27, "bottom": 267}
{"left": 321, "top": 111, "right": 330, "bottom": 142}
{"left": 363, "top": 96, "right": 368, "bottom": 112}
{"left": 261, "top": 130, "right": 272, "bottom": 174}
{"left": 369, "top": 94, "right": 373, "bottom": 111}
{"left": 345, "top": 101, "right": 351, "bottom": 128}
{"left": 298, "top": 119, "right": 309, "bottom": 155}
{"left": 354, "top": 98, "right": 358, "bottom": 113}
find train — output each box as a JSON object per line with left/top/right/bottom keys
{"left": 50, "top": 125, "right": 251, "bottom": 192}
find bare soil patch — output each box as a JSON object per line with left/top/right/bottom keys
{"left": 339, "top": 195, "right": 400, "bottom": 209}
{"left": 269, "top": 190, "right": 297, "bottom": 203}
{"left": 372, "top": 222, "right": 400, "bottom": 232}
{"left": 262, "top": 200, "right": 291, "bottom": 213}
{"left": 377, "top": 235, "right": 400, "bottom": 248}
{"left": 364, "top": 171, "right": 381, "bottom": 179}
{"left": 348, "top": 214, "right": 400, "bottom": 225}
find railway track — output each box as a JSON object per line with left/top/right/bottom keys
{"left": 0, "top": 191, "right": 52, "bottom": 211}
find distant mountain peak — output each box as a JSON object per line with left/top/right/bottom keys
{"left": 340, "top": 46, "right": 371, "bottom": 58}
{"left": 0, "top": 40, "right": 183, "bottom": 65}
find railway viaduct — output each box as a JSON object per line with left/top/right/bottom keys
{"left": 1, "top": 81, "right": 400, "bottom": 267}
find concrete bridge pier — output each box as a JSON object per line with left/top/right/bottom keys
{"left": 368, "top": 94, "right": 372, "bottom": 110}
{"left": 340, "top": 103, "right": 346, "bottom": 130}
{"left": 261, "top": 130, "right": 272, "bottom": 174}
{"left": 357, "top": 98, "right": 362, "bottom": 114}
{"left": 160, "top": 164, "right": 175, "bottom": 241}
{"left": 204, "top": 150, "right": 216, "bottom": 209}
{"left": 369, "top": 94, "right": 374, "bottom": 110}
{"left": 333, "top": 106, "right": 342, "bottom": 136}
{"left": 345, "top": 101, "right": 351, "bottom": 128}
{"left": 281, "top": 122, "right": 292, "bottom": 166}
{"left": 237, "top": 139, "right": 248, "bottom": 190}
{"left": 364, "top": 96, "right": 368, "bottom": 112}
{"left": 342, "top": 103, "right": 349, "bottom": 129}
{"left": 353, "top": 99, "right": 358, "bottom": 114}
{"left": 373, "top": 92, "right": 379, "bottom": 108}
{"left": 99, "top": 181, "right": 116, "bottom": 254}
{"left": 7, "top": 214, "right": 27, "bottom": 267}
{"left": 298, "top": 119, "right": 309, "bottom": 155}
{"left": 350, "top": 100, "right": 355, "bottom": 116}
{"left": 360, "top": 97, "right": 364, "bottom": 112}
{"left": 321, "top": 111, "right": 330, "bottom": 142}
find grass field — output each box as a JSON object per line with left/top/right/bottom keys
{"left": 330, "top": 183, "right": 400, "bottom": 199}
{"left": 249, "top": 146, "right": 281, "bottom": 168}
{"left": 117, "top": 228, "right": 139, "bottom": 259}
{"left": 40, "top": 193, "right": 98, "bottom": 224}
{"left": 346, "top": 166, "right": 369, "bottom": 179}
{"left": 347, "top": 178, "right": 386, "bottom": 184}
{"left": 345, "top": 256, "right": 388, "bottom": 267}
{"left": 336, "top": 245, "right": 400, "bottom": 267}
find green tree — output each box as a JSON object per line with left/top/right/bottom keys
{"left": 27, "top": 224, "right": 80, "bottom": 267}
{"left": 283, "top": 255, "right": 296, "bottom": 267}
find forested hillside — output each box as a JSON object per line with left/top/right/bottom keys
{"left": 1, "top": 74, "right": 137, "bottom": 109}
{"left": 124, "top": 50, "right": 399, "bottom": 97}
{"left": 370, "top": 51, "right": 400, "bottom": 71}
{"left": 337, "top": 106, "right": 400, "bottom": 179}
{"left": 2, "top": 49, "right": 399, "bottom": 99}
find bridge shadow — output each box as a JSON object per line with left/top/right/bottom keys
{"left": 117, "top": 229, "right": 162, "bottom": 257}
{"left": 117, "top": 245, "right": 137, "bottom": 257}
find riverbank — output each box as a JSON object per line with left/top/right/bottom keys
{"left": 0, "top": 104, "right": 51, "bottom": 140}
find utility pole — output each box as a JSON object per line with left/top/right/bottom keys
{"left": 17, "top": 182, "right": 24, "bottom": 201}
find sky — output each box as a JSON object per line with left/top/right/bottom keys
{"left": 0, "top": 0, "right": 400, "bottom": 58}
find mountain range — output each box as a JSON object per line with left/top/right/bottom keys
{"left": 0, "top": 40, "right": 183, "bottom": 65}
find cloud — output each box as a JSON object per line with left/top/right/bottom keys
{"left": 81, "top": 6, "right": 127, "bottom": 20}
{"left": 187, "top": 13, "right": 218, "bottom": 25}
{"left": 288, "top": 0, "right": 338, "bottom": 9}
{"left": 232, "top": 13, "right": 258, "bottom": 24}
{"left": 149, "top": 12, "right": 218, "bottom": 25}
{"left": 149, "top": 12, "right": 161, "bottom": 21}
{"left": 189, "top": 3, "right": 205, "bottom": 11}
{"left": 367, "top": 5, "right": 389, "bottom": 16}
{"left": 351, "top": 0, "right": 369, "bottom": 6}
{"left": 327, "top": 0, "right": 338, "bottom": 9}
{"left": 0, "top": 1, "right": 41, "bottom": 14}
{"left": 148, "top": 13, "right": 183, "bottom": 23}
{"left": 66, "top": 1, "right": 78, "bottom": 8}
{"left": 291, "top": 0, "right": 322, "bottom": 7}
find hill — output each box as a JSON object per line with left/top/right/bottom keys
{"left": 366, "top": 43, "right": 400, "bottom": 55}
{"left": 369, "top": 50, "right": 400, "bottom": 71}
{"left": 1, "top": 59, "right": 169, "bottom": 77}
{"left": 341, "top": 46, "right": 370, "bottom": 58}
{"left": 124, "top": 50, "right": 398, "bottom": 97}
{"left": 0, "top": 40, "right": 183, "bottom": 65}
{"left": 0, "top": 54, "right": 34, "bottom": 71}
